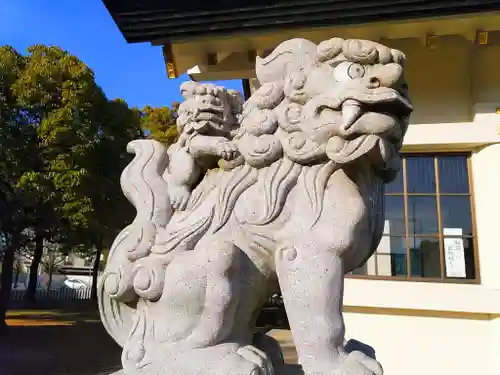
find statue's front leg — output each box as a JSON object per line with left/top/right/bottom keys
{"left": 276, "top": 240, "right": 382, "bottom": 375}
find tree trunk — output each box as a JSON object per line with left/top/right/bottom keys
{"left": 0, "top": 235, "right": 19, "bottom": 332}
{"left": 45, "top": 251, "right": 55, "bottom": 291}
{"left": 47, "top": 261, "right": 54, "bottom": 291}
{"left": 90, "top": 247, "right": 102, "bottom": 302}
{"left": 13, "top": 262, "right": 20, "bottom": 288}
{"left": 25, "top": 235, "right": 44, "bottom": 302}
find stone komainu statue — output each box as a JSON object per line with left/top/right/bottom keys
{"left": 98, "top": 37, "right": 413, "bottom": 375}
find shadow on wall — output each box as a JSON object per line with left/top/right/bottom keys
{"left": 345, "top": 339, "right": 377, "bottom": 360}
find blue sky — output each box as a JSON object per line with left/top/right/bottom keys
{"left": 0, "top": 0, "right": 243, "bottom": 109}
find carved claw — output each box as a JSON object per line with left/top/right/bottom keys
{"left": 168, "top": 183, "right": 192, "bottom": 211}
{"left": 216, "top": 141, "right": 240, "bottom": 161}
{"left": 237, "top": 345, "right": 275, "bottom": 375}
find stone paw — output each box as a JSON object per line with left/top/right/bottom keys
{"left": 237, "top": 344, "right": 275, "bottom": 375}
{"left": 335, "top": 351, "right": 383, "bottom": 375}
{"left": 216, "top": 141, "right": 239, "bottom": 160}
{"left": 252, "top": 332, "right": 285, "bottom": 368}
{"left": 168, "top": 183, "right": 191, "bottom": 211}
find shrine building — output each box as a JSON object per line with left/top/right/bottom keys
{"left": 102, "top": 1, "right": 500, "bottom": 374}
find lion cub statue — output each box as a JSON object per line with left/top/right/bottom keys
{"left": 165, "top": 81, "right": 244, "bottom": 210}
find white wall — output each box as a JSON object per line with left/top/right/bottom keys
{"left": 341, "top": 277, "right": 500, "bottom": 375}
{"left": 385, "top": 37, "right": 500, "bottom": 125}
{"left": 387, "top": 37, "right": 472, "bottom": 124}
{"left": 344, "top": 312, "right": 491, "bottom": 375}
{"left": 471, "top": 144, "right": 500, "bottom": 289}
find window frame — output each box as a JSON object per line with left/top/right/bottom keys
{"left": 348, "top": 152, "right": 480, "bottom": 284}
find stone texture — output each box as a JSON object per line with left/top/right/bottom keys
{"left": 97, "top": 37, "right": 412, "bottom": 375}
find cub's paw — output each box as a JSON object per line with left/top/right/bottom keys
{"left": 216, "top": 142, "right": 240, "bottom": 161}
{"left": 168, "top": 183, "right": 191, "bottom": 211}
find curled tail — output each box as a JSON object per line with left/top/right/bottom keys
{"left": 98, "top": 139, "right": 173, "bottom": 347}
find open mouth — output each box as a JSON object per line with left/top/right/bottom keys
{"left": 193, "top": 104, "right": 226, "bottom": 123}
{"left": 306, "top": 87, "right": 413, "bottom": 133}
{"left": 197, "top": 103, "right": 225, "bottom": 115}
{"left": 341, "top": 88, "right": 413, "bottom": 130}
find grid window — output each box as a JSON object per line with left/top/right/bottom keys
{"left": 351, "top": 154, "right": 477, "bottom": 282}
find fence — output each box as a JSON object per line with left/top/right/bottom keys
{"left": 9, "top": 286, "right": 93, "bottom": 309}
{"left": 10, "top": 288, "right": 284, "bottom": 305}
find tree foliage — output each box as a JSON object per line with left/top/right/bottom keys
{"left": 0, "top": 45, "right": 143, "bottom": 324}
{"left": 0, "top": 47, "right": 33, "bottom": 242}
{"left": 0, "top": 43, "right": 181, "bottom": 327}
{"left": 14, "top": 45, "right": 109, "bottom": 230}
{"left": 140, "top": 103, "right": 179, "bottom": 144}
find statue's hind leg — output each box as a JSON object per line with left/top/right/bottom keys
{"left": 186, "top": 235, "right": 280, "bottom": 375}
{"left": 130, "top": 236, "right": 279, "bottom": 375}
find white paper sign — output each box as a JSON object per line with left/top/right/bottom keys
{"left": 443, "top": 228, "right": 466, "bottom": 278}
{"left": 443, "top": 228, "right": 463, "bottom": 236}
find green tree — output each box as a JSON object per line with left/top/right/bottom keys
{"left": 0, "top": 46, "right": 32, "bottom": 328}
{"left": 0, "top": 46, "right": 43, "bottom": 328}
{"left": 84, "top": 98, "right": 142, "bottom": 300}
{"left": 0, "top": 44, "right": 181, "bottom": 328}
{"left": 0, "top": 45, "right": 142, "bottom": 327}
{"left": 10, "top": 45, "right": 107, "bottom": 305}
{"left": 140, "top": 103, "right": 179, "bottom": 144}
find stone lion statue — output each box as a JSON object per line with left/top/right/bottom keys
{"left": 98, "top": 37, "right": 412, "bottom": 375}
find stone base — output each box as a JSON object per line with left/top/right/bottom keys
{"left": 104, "top": 364, "right": 303, "bottom": 375}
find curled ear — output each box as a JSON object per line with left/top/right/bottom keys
{"left": 255, "top": 38, "right": 318, "bottom": 85}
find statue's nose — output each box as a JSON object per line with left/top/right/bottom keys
{"left": 366, "top": 63, "right": 404, "bottom": 90}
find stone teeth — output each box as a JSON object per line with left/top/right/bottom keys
{"left": 342, "top": 99, "right": 362, "bottom": 129}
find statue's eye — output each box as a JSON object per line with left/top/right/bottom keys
{"left": 333, "top": 62, "right": 365, "bottom": 81}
